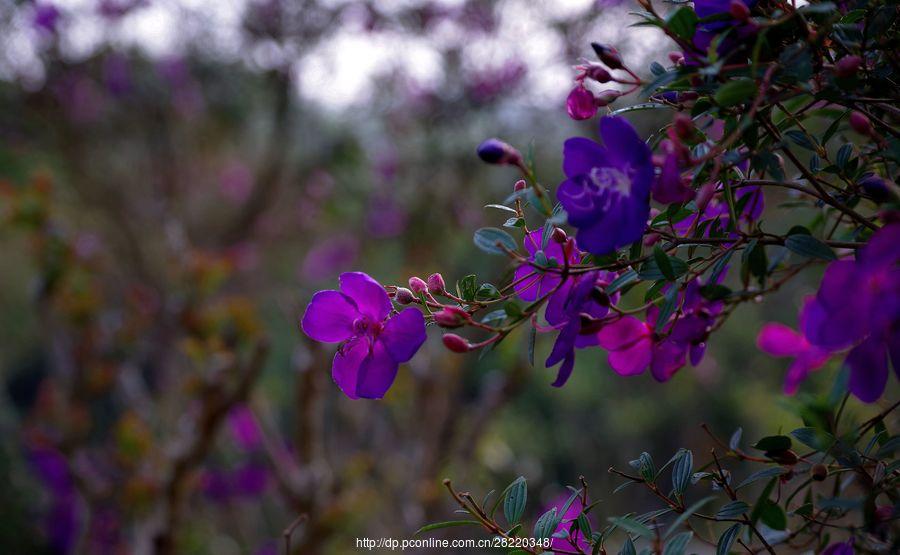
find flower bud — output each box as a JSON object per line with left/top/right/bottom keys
{"left": 849, "top": 111, "right": 873, "bottom": 136}
{"left": 433, "top": 305, "right": 470, "bottom": 328}
{"left": 394, "top": 287, "right": 416, "bottom": 305}
{"left": 442, "top": 333, "right": 472, "bottom": 353}
{"left": 729, "top": 0, "right": 750, "bottom": 21}
{"left": 514, "top": 179, "right": 527, "bottom": 191}
{"left": 408, "top": 276, "right": 428, "bottom": 293}
{"left": 476, "top": 138, "right": 523, "bottom": 166}
{"left": 427, "top": 272, "right": 446, "bottom": 294}
{"left": 585, "top": 64, "right": 612, "bottom": 83}
{"left": 859, "top": 174, "right": 890, "bottom": 202}
{"left": 668, "top": 51, "right": 684, "bottom": 65}
{"left": 551, "top": 227, "right": 567, "bottom": 244}
{"left": 834, "top": 55, "right": 861, "bottom": 78}
{"left": 591, "top": 42, "right": 623, "bottom": 70}
{"left": 811, "top": 463, "right": 828, "bottom": 481}
{"left": 594, "top": 89, "right": 621, "bottom": 107}
{"left": 567, "top": 85, "right": 598, "bottom": 120}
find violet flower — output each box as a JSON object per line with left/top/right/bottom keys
{"left": 757, "top": 298, "right": 833, "bottom": 395}
{"left": 653, "top": 150, "right": 695, "bottom": 204}
{"left": 557, "top": 116, "right": 653, "bottom": 255}
{"left": 513, "top": 230, "right": 579, "bottom": 302}
{"left": 544, "top": 271, "right": 618, "bottom": 386}
{"left": 301, "top": 272, "right": 426, "bottom": 399}
{"left": 546, "top": 494, "right": 594, "bottom": 553}
{"left": 800, "top": 224, "right": 900, "bottom": 402}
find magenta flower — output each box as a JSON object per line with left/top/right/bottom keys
{"left": 757, "top": 299, "right": 832, "bottom": 395}
{"left": 598, "top": 315, "right": 686, "bottom": 380}
{"left": 513, "top": 230, "right": 579, "bottom": 302}
{"left": 546, "top": 494, "right": 594, "bottom": 553}
{"left": 800, "top": 224, "right": 900, "bottom": 402}
{"left": 544, "top": 271, "right": 618, "bottom": 386}
{"left": 566, "top": 85, "right": 597, "bottom": 120}
{"left": 301, "top": 272, "right": 426, "bottom": 399}
{"left": 557, "top": 116, "right": 653, "bottom": 255}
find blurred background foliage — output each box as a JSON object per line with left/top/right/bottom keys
{"left": 0, "top": 0, "right": 893, "bottom": 553}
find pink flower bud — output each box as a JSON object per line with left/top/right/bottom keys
{"left": 551, "top": 227, "right": 567, "bottom": 244}
{"left": 514, "top": 179, "right": 527, "bottom": 191}
{"left": 849, "top": 111, "right": 873, "bottom": 136}
{"left": 566, "top": 85, "right": 597, "bottom": 120}
{"left": 442, "top": 333, "right": 472, "bottom": 353}
{"left": 835, "top": 55, "right": 861, "bottom": 78}
{"left": 729, "top": 0, "right": 750, "bottom": 21}
{"left": 585, "top": 64, "right": 612, "bottom": 83}
{"left": 434, "top": 306, "right": 470, "bottom": 328}
{"left": 673, "top": 113, "right": 694, "bottom": 140}
{"left": 594, "top": 89, "right": 621, "bottom": 107}
{"left": 591, "top": 42, "right": 623, "bottom": 70}
{"left": 394, "top": 287, "right": 416, "bottom": 305}
{"left": 408, "top": 276, "right": 427, "bottom": 293}
{"left": 427, "top": 273, "right": 446, "bottom": 294}
{"left": 668, "top": 51, "right": 684, "bottom": 65}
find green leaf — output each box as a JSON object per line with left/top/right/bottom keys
{"left": 666, "top": 497, "right": 713, "bottom": 538}
{"left": 607, "top": 516, "right": 653, "bottom": 538}
{"left": 473, "top": 227, "right": 518, "bottom": 256}
{"left": 784, "top": 234, "right": 837, "bottom": 261}
{"left": 457, "top": 275, "right": 477, "bottom": 301}
{"left": 790, "top": 427, "right": 836, "bottom": 451}
{"left": 672, "top": 450, "right": 693, "bottom": 495}
{"left": 752, "top": 435, "right": 792, "bottom": 452}
{"left": 729, "top": 428, "right": 743, "bottom": 450}
{"left": 663, "top": 531, "right": 693, "bottom": 555}
{"left": 836, "top": 144, "right": 853, "bottom": 168}
{"left": 736, "top": 467, "right": 786, "bottom": 490}
{"left": 716, "top": 501, "right": 749, "bottom": 519}
{"left": 415, "top": 520, "right": 481, "bottom": 535}
{"left": 476, "top": 283, "right": 501, "bottom": 301}
{"left": 607, "top": 269, "right": 639, "bottom": 294}
{"left": 639, "top": 256, "right": 688, "bottom": 281}
{"left": 618, "top": 537, "right": 637, "bottom": 555}
{"left": 653, "top": 245, "right": 676, "bottom": 280}
{"left": 533, "top": 508, "right": 558, "bottom": 539}
{"left": 503, "top": 477, "right": 527, "bottom": 526}
{"left": 655, "top": 286, "right": 680, "bottom": 331}
{"left": 715, "top": 79, "right": 757, "bottom": 107}
{"left": 757, "top": 500, "right": 787, "bottom": 530}
{"left": 527, "top": 327, "right": 536, "bottom": 367}
{"left": 716, "top": 524, "right": 742, "bottom": 555}
{"left": 630, "top": 452, "right": 657, "bottom": 483}
{"left": 666, "top": 7, "right": 699, "bottom": 40}
{"left": 784, "top": 130, "right": 817, "bottom": 151}
{"left": 485, "top": 203, "right": 518, "bottom": 215}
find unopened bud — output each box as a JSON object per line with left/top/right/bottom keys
{"left": 567, "top": 85, "right": 598, "bottom": 120}
{"left": 594, "top": 89, "right": 621, "bottom": 107}
{"left": 585, "top": 64, "right": 612, "bottom": 83}
{"left": 442, "top": 333, "right": 472, "bottom": 353}
{"left": 729, "top": 0, "right": 750, "bottom": 21}
{"left": 849, "top": 111, "right": 873, "bottom": 136}
{"left": 769, "top": 450, "right": 798, "bottom": 465}
{"left": 590, "top": 42, "right": 624, "bottom": 70}
{"left": 427, "top": 273, "right": 446, "bottom": 294}
{"left": 476, "top": 138, "right": 523, "bottom": 166}
{"left": 668, "top": 51, "right": 684, "bottom": 65}
{"left": 811, "top": 463, "right": 828, "bottom": 481}
{"left": 834, "top": 55, "right": 861, "bottom": 78}
{"left": 514, "top": 179, "right": 527, "bottom": 191}
{"left": 551, "top": 227, "right": 567, "bottom": 244}
{"left": 859, "top": 174, "right": 890, "bottom": 202}
{"left": 433, "top": 305, "right": 470, "bottom": 328}
{"left": 408, "top": 276, "right": 427, "bottom": 293}
{"left": 394, "top": 287, "right": 415, "bottom": 305}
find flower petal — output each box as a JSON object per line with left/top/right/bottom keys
{"left": 300, "top": 290, "right": 357, "bottom": 343}
{"left": 756, "top": 323, "right": 806, "bottom": 357}
{"left": 551, "top": 352, "right": 576, "bottom": 387}
{"left": 607, "top": 336, "right": 652, "bottom": 376}
{"left": 380, "top": 307, "right": 426, "bottom": 363}
{"left": 339, "top": 272, "right": 391, "bottom": 321}
{"left": 846, "top": 335, "right": 889, "bottom": 403}
{"left": 599, "top": 116, "right": 652, "bottom": 170}
{"left": 331, "top": 338, "right": 369, "bottom": 399}
{"left": 356, "top": 340, "right": 400, "bottom": 399}
{"left": 597, "top": 316, "right": 649, "bottom": 350}
{"left": 562, "top": 137, "right": 608, "bottom": 178}
{"left": 650, "top": 341, "right": 686, "bottom": 382}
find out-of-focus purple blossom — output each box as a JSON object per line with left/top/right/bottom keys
{"left": 228, "top": 405, "right": 262, "bottom": 451}
{"left": 103, "top": 54, "right": 132, "bottom": 97}
{"left": 33, "top": 3, "right": 61, "bottom": 33}
{"left": 465, "top": 61, "right": 527, "bottom": 103}
{"left": 53, "top": 73, "right": 103, "bottom": 123}
{"left": 201, "top": 469, "right": 233, "bottom": 502}
{"left": 28, "top": 446, "right": 80, "bottom": 553}
{"left": 301, "top": 272, "right": 427, "bottom": 399}
{"left": 219, "top": 162, "right": 254, "bottom": 203}
{"left": 557, "top": 116, "right": 653, "bottom": 255}
{"left": 232, "top": 462, "right": 269, "bottom": 496}
{"left": 366, "top": 194, "right": 409, "bottom": 238}
{"left": 513, "top": 230, "right": 579, "bottom": 302}
{"left": 822, "top": 540, "right": 854, "bottom": 555}
{"left": 300, "top": 236, "right": 359, "bottom": 283}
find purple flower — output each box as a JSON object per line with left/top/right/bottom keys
{"left": 228, "top": 405, "right": 262, "bottom": 451}
{"left": 513, "top": 230, "right": 579, "bottom": 301}
{"left": 558, "top": 116, "right": 653, "bottom": 255}
{"left": 757, "top": 299, "right": 833, "bottom": 395}
{"left": 546, "top": 494, "right": 594, "bottom": 553}
{"left": 688, "top": 0, "right": 757, "bottom": 65}
{"left": 598, "top": 315, "right": 685, "bottom": 380}
{"left": 33, "top": 3, "right": 61, "bottom": 33}
{"left": 822, "top": 540, "right": 854, "bottom": 555}
{"left": 301, "top": 272, "right": 427, "bottom": 399}
{"left": 544, "top": 271, "right": 618, "bottom": 386}
{"left": 800, "top": 224, "right": 900, "bottom": 402}
{"left": 653, "top": 151, "right": 695, "bottom": 204}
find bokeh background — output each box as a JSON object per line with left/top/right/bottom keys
{"left": 0, "top": 1, "right": 893, "bottom": 554}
